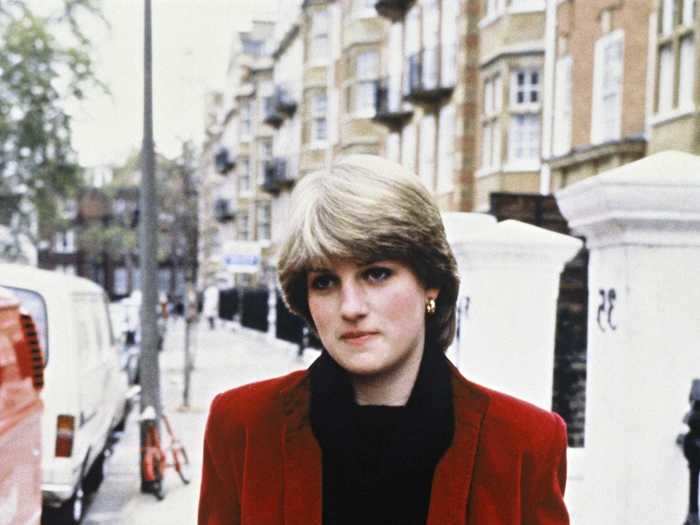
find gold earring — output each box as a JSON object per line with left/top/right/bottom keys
{"left": 426, "top": 298, "right": 436, "bottom": 315}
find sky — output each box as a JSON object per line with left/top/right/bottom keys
{"left": 65, "top": 0, "right": 276, "bottom": 167}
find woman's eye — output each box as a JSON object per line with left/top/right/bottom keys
{"left": 365, "top": 267, "right": 392, "bottom": 283}
{"left": 310, "top": 274, "right": 335, "bottom": 290}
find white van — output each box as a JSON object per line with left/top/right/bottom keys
{"left": 0, "top": 264, "right": 132, "bottom": 524}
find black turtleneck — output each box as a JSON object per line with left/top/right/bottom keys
{"left": 309, "top": 347, "right": 454, "bottom": 525}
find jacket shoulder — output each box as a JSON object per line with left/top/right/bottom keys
{"left": 453, "top": 370, "right": 566, "bottom": 450}
{"left": 209, "top": 369, "right": 308, "bottom": 428}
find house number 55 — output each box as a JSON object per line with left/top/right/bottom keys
{"left": 596, "top": 288, "right": 617, "bottom": 332}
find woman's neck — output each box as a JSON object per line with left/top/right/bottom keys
{"left": 351, "top": 346, "right": 424, "bottom": 406}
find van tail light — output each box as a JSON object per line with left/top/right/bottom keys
{"left": 55, "top": 415, "right": 75, "bottom": 458}
{"left": 18, "top": 313, "right": 44, "bottom": 390}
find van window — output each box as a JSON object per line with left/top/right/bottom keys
{"left": 5, "top": 286, "right": 49, "bottom": 365}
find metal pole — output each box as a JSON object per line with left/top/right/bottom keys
{"left": 181, "top": 144, "right": 197, "bottom": 409}
{"left": 139, "top": 0, "right": 162, "bottom": 492}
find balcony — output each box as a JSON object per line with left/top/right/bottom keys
{"left": 375, "top": 0, "right": 414, "bottom": 21}
{"left": 373, "top": 77, "right": 413, "bottom": 129}
{"left": 263, "top": 87, "right": 298, "bottom": 128}
{"left": 404, "top": 46, "right": 456, "bottom": 105}
{"left": 214, "top": 198, "right": 236, "bottom": 222}
{"left": 214, "top": 147, "right": 236, "bottom": 174}
{"left": 261, "top": 159, "right": 293, "bottom": 195}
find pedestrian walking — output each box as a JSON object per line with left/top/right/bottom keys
{"left": 198, "top": 155, "right": 569, "bottom": 524}
{"left": 202, "top": 283, "right": 219, "bottom": 330}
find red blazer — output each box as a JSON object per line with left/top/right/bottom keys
{"left": 198, "top": 364, "right": 569, "bottom": 525}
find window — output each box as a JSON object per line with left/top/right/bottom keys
{"left": 508, "top": 114, "right": 540, "bottom": 163}
{"left": 481, "top": 74, "right": 502, "bottom": 170}
{"left": 54, "top": 229, "right": 75, "bottom": 253}
{"left": 422, "top": 0, "right": 440, "bottom": 90}
{"left": 484, "top": 0, "right": 505, "bottom": 20}
{"left": 256, "top": 202, "right": 271, "bottom": 241}
{"left": 240, "top": 101, "right": 252, "bottom": 139}
{"left": 419, "top": 115, "right": 436, "bottom": 191}
{"left": 401, "top": 124, "right": 417, "bottom": 175}
{"left": 484, "top": 74, "right": 502, "bottom": 116}
{"left": 437, "top": 105, "right": 455, "bottom": 193}
{"left": 311, "top": 92, "right": 328, "bottom": 142}
{"left": 481, "top": 120, "right": 501, "bottom": 169}
{"left": 553, "top": 56, "right": 572, "bottom": 156}
{"left": 510, "top": 69, "right": 540, "bottom": 108}
{"left": 679, "top": 36, "right": 696, "bottom": 109}
{"left": 239, "top": 158, "right": 251, "bottom": 194}
{"left": 683, "top": 0, "right": 696, "bottom": 25}
{"left": 309, "top": 9, "right": 329, "bottom": 63}
{"left": 238, "top": 210, "right": 249, "bottom": 240}
{"left": 591, "top": 31, "right": 623, "bottom": 143}
{"left": 257, "top": 139, "right": 272, "bottom": 187}
{"left": 441, "top": 0, "right": 459, "bottom": 87}
{"left": 661, "top": 0, "right": 675, "bottom": 35}
{"left": 354, "top": 51, "right": 379, "bottom": 114}
{"left": 6, "top": 287, "right": 48, "bottom": 363}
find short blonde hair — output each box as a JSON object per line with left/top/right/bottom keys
{"left": 277, "top": 155, "right": 460, "bottom": 353}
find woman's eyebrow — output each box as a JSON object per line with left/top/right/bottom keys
{"left": 307, "top": 267, "right": 331, "bottom": 273}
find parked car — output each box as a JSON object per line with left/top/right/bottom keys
{"left": 108, "top": 300, "right": 140, "bottom": 385}
{"left": 0, "top": 286, "right": 44, "bottom": 525}
{"left": 0, "top": 264, "right": 134, "bottom": 524}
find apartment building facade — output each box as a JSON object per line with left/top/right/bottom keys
{"left": 374, "top": 0, "right": 469, "bottom": 210}
{"left": 200, "top": 0, "right": 699, "bottom": 290}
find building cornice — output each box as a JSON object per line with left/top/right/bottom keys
{"left": 546, "top": 136, "right": 646, "bottom": 171}
{"left": 479, "top": 42, "right": 545, "bottom": 69}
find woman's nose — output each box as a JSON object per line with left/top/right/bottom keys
{"left": 339, "top": 282, "right": 368, "bottom": 320}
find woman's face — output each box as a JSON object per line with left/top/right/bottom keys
{"left": 307, "top": 258, "right": 438, "bottom": 384}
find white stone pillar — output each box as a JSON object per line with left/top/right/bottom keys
{"left": 555, "top": 150, "right": 700, "bottom": 525}
{"left": 441, "top": 212, "right": 497, "bottom": 366}
{"left": 451, "top": 219, "right": 582, "bottom": 409}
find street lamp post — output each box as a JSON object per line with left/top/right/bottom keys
{"left": 139, "top": 0, "right": 162, "bottom": 492}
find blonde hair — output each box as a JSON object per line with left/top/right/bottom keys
{"left": 277, "top": 155, "right": 460, "bottom": 353}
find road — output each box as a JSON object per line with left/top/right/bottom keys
{"left": 80, "top": 319, "right": 319, "bottom": 525}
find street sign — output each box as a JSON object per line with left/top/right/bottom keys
{"left": 221, "top": 240, "right": 262, "bottom": 273}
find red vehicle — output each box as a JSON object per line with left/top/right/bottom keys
{"left": 0, "top": 286, "right": 44, "bottom": 525}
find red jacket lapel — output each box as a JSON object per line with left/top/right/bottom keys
{"left": 281, "top": 374, "right": 322, "bottom": 525}
{"left": 427, "top": 365, "right": 489, "bottom": 525}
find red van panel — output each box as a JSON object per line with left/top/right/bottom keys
{"left": 0, "top": 288, "right": 43, "bottom": 525}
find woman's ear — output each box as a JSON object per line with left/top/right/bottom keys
{"left": 426, "top": 288, "right": 439, "bottom": 302}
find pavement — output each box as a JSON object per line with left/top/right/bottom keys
{"left": 81, "top": 319, "right": 320, "bottom": 525}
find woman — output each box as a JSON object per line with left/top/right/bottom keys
{"left": 198, "top": 155, "right": 569, "bottom": 524}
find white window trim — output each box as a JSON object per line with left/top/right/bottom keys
{"left": 552, "top": 55, "right": 572, "bottom": 156}
{"left": 507, "top": 112, "right": 541, "bottom": 167}
{"left": 509, "top": 0, "right": 546, "bottom": 14}
{"left": 590, "top": 29, "right": 624, "bottom": 145}
{"left": 510, "top": 68, "right": 542, "bottom": 112}
{"left": 678, "top": 35, "right": 696, "bottom": 111}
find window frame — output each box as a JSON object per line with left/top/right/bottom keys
{"left": 590, "top": 30, "right": 624, "bottom": 144}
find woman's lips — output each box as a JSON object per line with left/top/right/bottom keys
{"left": 340, "top": 331, "right": 378, "bottom": 345}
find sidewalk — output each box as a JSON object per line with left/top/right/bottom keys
{"left": 83, "top": 320, "right": 319, "bottom": 525}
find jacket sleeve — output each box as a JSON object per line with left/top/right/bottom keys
{"left": 525, "top": 412, "right": 569, "bottom": 525}
{"left": 198, "top": 394, "right": 241, "bottom": 525}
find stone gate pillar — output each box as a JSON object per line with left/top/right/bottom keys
{"left": 555, "top": 150, "right": 700, "bottom": 525}
{"left": 450, "top": 218, "right": 582, "bottom": 410}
